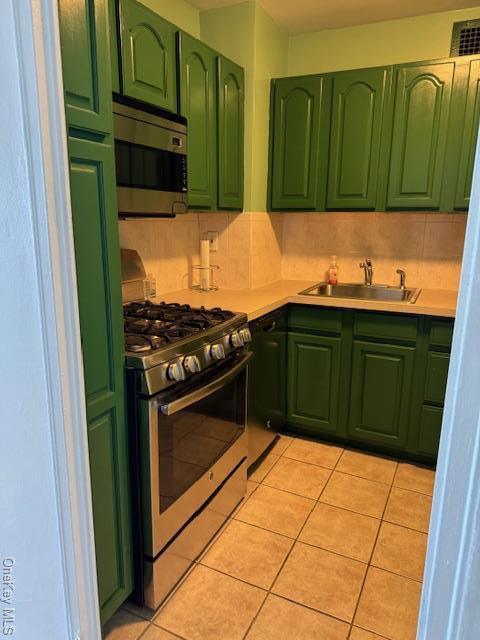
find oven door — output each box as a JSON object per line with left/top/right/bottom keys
{"left": 139, "top": 352, "right": 251, "bottom": 558}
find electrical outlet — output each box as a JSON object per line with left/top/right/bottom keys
{"left": 207, "top": 231, "right": 219, "bottom": 252}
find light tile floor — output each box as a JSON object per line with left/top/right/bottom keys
{"left": 104, "top": 435, "right": 435, "bottom": 640}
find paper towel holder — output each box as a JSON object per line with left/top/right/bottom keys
{"left": 190, "top": 264, "right": 220, "bottom": 291}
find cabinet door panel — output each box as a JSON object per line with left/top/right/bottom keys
{"left": 455, "top": 59, "right": 480, "bottom": 209}
{"left": 58, "top": 0, "right": 111, "bottom": 133}
{"left": 327, "top": 68, "right": 388, "bottom": 209}
{"left": 349, "top": 341, "right": 415, "bottom": 448}
{"left": 218, "top": 57, "right": 244, "bottom": 210}
{"left": 425, "top": 352, "right": 450, "bottom": 405}
{"left": 178, "top": 33, "right": 217, "bottom": 209}
{"left": 108, "top": 0, "right": 121, "bottom": 93}
{"left": 120, "top": 0, "right": 177, "bottom": 112}
{"left": 387, "top": 62, "right": 455, "bottom": 209}
{"left": 68, "top": 137, "right": 132, "bottom": 623}
{"left": 271, "top": 76, "right": 326, "bottom": 210}
{"left": 418, "top": 405, "right": 443, "bottom": 458}
{"left": 287, "top": 333, "right": 341, "bottom": 433}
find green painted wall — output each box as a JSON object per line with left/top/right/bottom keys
{"left": 251, "top": 4, "right": 288, "bottom": 210}
{"left": 288, "top": 7, "right": 480, "bottom": 75}
{"left": 139, "top": 0, "right": 200, "bottom": 37}
{"left": 201, "top": 1, "right": 287, "bottom": 210}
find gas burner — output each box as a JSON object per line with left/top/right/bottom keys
{"left": 123, "top": 301, "right": 235, "bottom": 331}
{"left": 125, "top": 333, "right": 168, "bottom": 353}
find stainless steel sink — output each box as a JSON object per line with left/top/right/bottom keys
{"left": 299, "top": 282, "right": 421, "bottom": 304}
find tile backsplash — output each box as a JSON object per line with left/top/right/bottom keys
{"left": 119, "top": 211, "right": 467, "bottom": 294}
{"left": 119, "top": 212, "right": 283, "bottom": 294}
{"left": 282, "top": 212, "right": 467, "bottom": 291}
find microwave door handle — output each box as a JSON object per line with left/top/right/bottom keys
{"left": 157, "top": 352, "right": 253, "bottom": 416}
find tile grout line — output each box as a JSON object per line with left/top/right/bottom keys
{"left": 348, "top": 462, "right": 399, "bottom": 632}
{"left": 240, "top": 452, "right": 337, "bottom": 639}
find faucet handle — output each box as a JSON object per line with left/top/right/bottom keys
{"left": 396, "top": 269, "right": 406, "bottom": 289}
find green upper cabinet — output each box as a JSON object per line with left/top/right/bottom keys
{"left": 386, "top": 61, "right": 455, "bottom": 209}
{"left": 454, "top": 58, "right": 480, "bottom": 209}
{"left": 270, "top": 75, "right": 331, "bottom": 210}
{"left": 217, "top": 57, "right": 245, "bottom": 210}
{"left": 327, "top": 68, "right": 389, "bottom": 210}
{"left": 108, "top": 0, "right": 121, "bottom": 93}
{"left": 58, "top": 0, "right": 112, "bottom": 133}
{"left": 178, "top": 32, "right": 217, "bottom": 209}
{"left": 119, "top": 0, "right": 177, "bottom": 112}
{"left": 348, "top": 340, "right": 415, "bottom": 450}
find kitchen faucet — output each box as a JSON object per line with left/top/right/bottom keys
{"left": 359, "top": 258, "right": 373, "bottom": 286}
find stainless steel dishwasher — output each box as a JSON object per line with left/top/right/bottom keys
{"left": 247, "top": 308, "right": 287, "bottom": 468}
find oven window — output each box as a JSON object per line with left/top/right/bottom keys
{"left": 157, "top": 369, "right": 246, "bottom": 513}
{"left": 115, "top": 140, "right": 187, "bottom": 193}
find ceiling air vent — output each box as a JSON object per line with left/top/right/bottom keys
{"left": 451, "top": 20, "right": 480, "bottom": 56}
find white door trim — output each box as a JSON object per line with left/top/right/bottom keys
{"left": 417, "top": 133, "right": 480, "bottom": 635}
{"left": 11, "top": 1, "right": 100, "bottom": 637}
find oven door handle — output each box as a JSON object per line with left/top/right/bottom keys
{"left": 157, "top": 352, "right": 254, "bottom": 416}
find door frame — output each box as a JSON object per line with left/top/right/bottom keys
{"left": 6, "top": 1, "right": 480, "bottom": 638}
{"left": 417, "top": 130, "right": 480, "bottom": 637}
{"left": 4, "top": 1, "right": 101, "bottom": 637}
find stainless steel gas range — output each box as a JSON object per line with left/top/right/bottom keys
{"left": 122, "top": 252, "right": 250, "bottom": 609}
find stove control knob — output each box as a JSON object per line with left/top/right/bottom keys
{"left": 230, "top": 331, "right": 244, "bottom": 348}
{"left": 183, "top": 355, "right": 201, "bottom": 374}
{"left": 239, "top": 327, "right": 252, "bottom": 343}
{"left": 167, "top": 362, "right": 186, "bottom": 382}
{"left": 210, "top": 343, "right": 226, "bottom": 360}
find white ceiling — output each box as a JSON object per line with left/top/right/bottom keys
{"left": 189, "top": 0, "right": 480, "bottom": 34}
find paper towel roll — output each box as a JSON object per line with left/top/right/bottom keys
{"left": 200, "top": 238, "right": 210, "bottom": 290}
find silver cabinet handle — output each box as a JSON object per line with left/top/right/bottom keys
{"left": 158, "top": 352, "right": 253, "bottom": 416}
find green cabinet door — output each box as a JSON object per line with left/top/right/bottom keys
{"left": 327, "top": 68, "right": 389, "bottom": 209}
{"left": 348, "top": 340, "right": 415, "bottom": 449}
{"left": 387, "top": 61, "right": 455, "bottom": 209}
{"left": 217, "top": 56, "right": 245, "bottom": 210}
{"left": 68, "top": 136, "right": 133, "bottom": 624}
{"left": 58, "top": 0, "right": 112, "bottom": 133}
{"left": 108, "top": 0, "right": 121, "bottom": 93}
{"left": 178, "top": 32, "right": 217, "bottom": 209}
{"left": 418, "top": 405, "right": 443, "bottom": 458}
{"left": 287, "top": 332, "right": 342, "bottom": 434}
{"left": 454, "top": 58, "right": 480, "bottom": 209}
{"left": 270, "top": 76, "right": 330, "bottom": 210}
{"left": 119, "top": 0, "right": 177, "bottom": 111}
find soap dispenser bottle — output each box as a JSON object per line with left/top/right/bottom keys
{"left": 327, "top": 255, "right": 339, "bottom": 285}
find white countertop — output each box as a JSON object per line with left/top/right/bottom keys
{"left": 154, "top": 280, "right": 457, "bottom": 321}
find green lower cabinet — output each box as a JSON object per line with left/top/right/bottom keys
{"left": 287, "top": 332, "right": 342, "bottom": 434}
{"left": 425, "top": 352, "right": 450, "bottom": 405}
{"left": 418, "top": 405, "right": 443, "bottom": 457}
{"left": 119, "top": 0, "right": 177, "bottom": 112}
{"left": 348, "top": 340, "right": 415, "bottom": 450}
{"left": 68, "top": 136, "right": 133, "bottom": 623}
{"left": 178, "top": 32, "right": 217, "bottom": 209}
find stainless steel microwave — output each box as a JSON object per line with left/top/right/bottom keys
{"left": 112, "top": 93, "right": 188, "bottom": 218}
